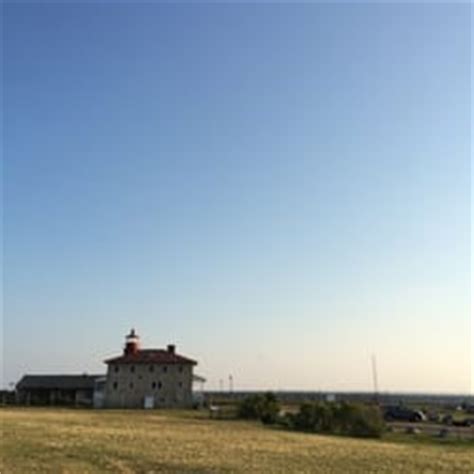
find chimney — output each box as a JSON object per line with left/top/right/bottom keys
{"left": 167, "top": 344, "right": 176, "bottom": 354}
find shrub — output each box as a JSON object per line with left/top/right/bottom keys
{"left": 237, "top": 395, "right": 263, "bottom": 419}
{"left": 237, "top": 392, "right": 280, "bottom": 425}
{"left": 343, "top": 403, "right": 385, "bottom": 438}
{"left": 276, "top": 412, "right": 294, "bottom": 429}
{"left": 260, "top": 392, "right": 280, "bottom": 425}
{"left": 289, "top": 401, "right": 385, "bottom": 438}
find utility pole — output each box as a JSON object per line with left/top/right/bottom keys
{"left": 371, "top": 354, "right": 379, "bottom": 404}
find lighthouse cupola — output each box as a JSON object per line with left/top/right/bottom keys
{"left": 124, "top": 328, "right": 140, "bottom": 355}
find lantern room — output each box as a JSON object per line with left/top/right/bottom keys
{"left": 124, "top": 328, "right": 140, "bottom": 355}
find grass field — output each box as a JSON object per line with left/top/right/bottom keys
{"left": 1, "top": 408, "right": 473, "bottom": 473}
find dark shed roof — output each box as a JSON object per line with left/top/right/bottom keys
{"left": 16, "top": 374, "right": 104, "bottom": 391}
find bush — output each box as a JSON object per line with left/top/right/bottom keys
{"left": 260, "top": 393, "right": 280, "bottom": 425}
{"left": 237, "top": 392, "right": 280, "bottom": 425}
{"left": 343, "top": 403, "right": 385, "bottom": 438}
{"left": 289, "top": 401, "right": 385, "bottom": 438}
{"left": 237, "top": 395, "right": 262, "bottom": 419}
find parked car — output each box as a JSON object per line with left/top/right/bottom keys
{"left": 452, "top": 418, "right": 474, "bottom": 427}
{"left": 383, "top": 406, "right": 426, "bottom": 422}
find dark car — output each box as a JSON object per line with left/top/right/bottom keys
{"left": 452, "top": 418, "right": 474, "bottom": 427}
{"left": 383, "top": 406, "right": 426, "bottom": 422}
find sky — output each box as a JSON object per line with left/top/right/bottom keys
{"left": 2, "top": 3, "right": 471, "bottom": 393}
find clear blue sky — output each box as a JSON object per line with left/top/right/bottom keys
{"left": 3, "top": 3, "right": 471, "bottom": 393}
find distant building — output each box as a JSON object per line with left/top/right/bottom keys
{"left": 16, "top": 374, "right": 103, "bottom": 406}
{"left": 13, "top": 329, "right": 203, "bottom": 409}
{"left": 103, "top": 329, "right": 198, "bottom": 409}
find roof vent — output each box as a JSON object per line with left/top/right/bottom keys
{"left": 167, "top": 344, "right": 176, "bottom": 354}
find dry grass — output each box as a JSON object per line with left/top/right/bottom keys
{"left": 1, "top": 408, "right": 473, "bottom": 473}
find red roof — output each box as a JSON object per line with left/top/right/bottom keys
{"left": 104, "top": 349, "right": 197, "bottom": 365}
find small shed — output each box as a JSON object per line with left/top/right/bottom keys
{"left": 16, "top": 374, "right": 104, "bottom": 407}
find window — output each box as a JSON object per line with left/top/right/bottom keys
{"left": 113, "top": 382, "right": 118, "bottom": 390}
{"left": 129, "top": 382, "right": 134, "bottom": 389}
{"left": 178, "top": 366, "right": 183, "bottom": 373}
{"left": 114, "top": 366, "right": 119, "bottom": 373}
{"left": 162, "top": 366, "right": 168, "bottom": 373}
{"left": 130, "top": 366, "right": 135, "bottom": 373}
{"left": 152, "top": 382, "right": 156, "bottom": 389}
{"left": 158, "top": 381, "right": 162, "bottom": 389}
{"left": 178, "top": 382, "right": 183, "bottom": 388}
{"left": 149, "top": 365, "right": 154, "bottom": 373}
